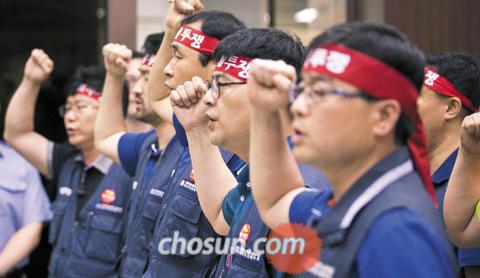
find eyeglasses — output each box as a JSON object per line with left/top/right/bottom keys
{"left": 59, "top": 103, "right": 99, "bottom": 117}
{"left": 206, "top": 75, "right": 246, "bottom": 99}
{"left": 288, "top": 85, "right": 373, "bottom": 104}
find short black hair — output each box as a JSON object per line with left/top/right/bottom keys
{"left": 307, "top": 22, "right": 425, "bottom": 145}
{"left": 66, "top": 66, "right": 130, "bottom": 117}
{"left": 213, "top": 28, "right": 305, "bottom": 73}
{"left": 427, "top": 52, "right": 480, "bottom": 114}
{"left": 66, "top": 66, "right": 106, "bottom": 97}
{"left": 181, "top": 11, "right": 246, "bottom": 67}
{"left": 132, "top": 50, "right": 144, "bottom": 59}
{"left": 143, "top": 32, "right": 165, "bottom": 55}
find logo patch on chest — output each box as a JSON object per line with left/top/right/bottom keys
{"left": 149, "top": 188, "right": 165, "bottom": 198}
{"left": 100, "top": 189, "right": 116, "bottom": 204}
{"left": 59, "top": 186, "right": 72, "bottom": 196}
{"left": 238, "top": 224, "right": 251, "bottom": 244}
{"left": 179, "top": 179, "right": 196, "bottom": 192}
{"left": 95, "top": 203, "right": 123, "bottom": 214}
{"left": 307, "top": 261, "right": 335, "bottom": 278}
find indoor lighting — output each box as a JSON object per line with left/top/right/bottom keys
{"left": 294, "top": 8, "right": 318, "bottom": 24}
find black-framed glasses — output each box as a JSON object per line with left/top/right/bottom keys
{"left": 206, "top": 75, "right": 246, "bottom": 99}
{"left": 288, "top": 85, "right": 374, "bottom": 104}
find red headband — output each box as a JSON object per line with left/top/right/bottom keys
{"left": 76, "top": 84, "right": 101, "bottom": 101}
{"left": 174, "top": 25, "right": 220, "bottom": 55}
{"left": 302, "top": 44, "right": 437, "bottom": 206}
{"left": 215, "top": 55, "right": 253, "bottom": 81}
{"left": 424, "top": 66, "right": 477, "bottom": 112}
{"left": 142, "top": 54, "right": 156, "bottom": 67}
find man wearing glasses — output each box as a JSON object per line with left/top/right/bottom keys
{"left": 246, "top": 22, "right": 456, "bottom": 277}
{"left": 169, "top": 28, "right": 331, "bottom": 277}
{"left": 4, "top": 49, "right": 132, "bottom": 277}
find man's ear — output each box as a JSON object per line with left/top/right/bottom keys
{"left": 207, "top": 60, "right": 216, "bottom": 72}
{"left": 371, "top": 99, "right": 401, "bottom": 138}
{"left": 444, "top": 97, "right": 463, "bottom": 120}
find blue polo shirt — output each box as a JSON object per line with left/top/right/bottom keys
{"left": 289, "top": 148, "right": 454, "bottom": 277}
{"left": 0, "top": 141, "right": 52, "bottom": 269}
{"left": 221, "top": 163, "right": 331, "bottom": 276}
{"left": 118, "top": 129, "right": 156, "bottom": 177}
{"left": 223, "top": 165, "right": 331, "bottom": 226}
{"left": 173, "top": 114, "right": 188, "bottom": 147}
{"left": 433, "top": 149, "right": 480, "bottom": 269}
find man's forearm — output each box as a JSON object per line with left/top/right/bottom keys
{"left": 444, "top": 148, "right": 480, "bottom": 246}
{"left": 94, "top": 74, "right": 127, "bottom": 162}
{"left": 0, "top": 223, "right": 42, "bottom": 276}
{"left": 148, "top": 28, "right": 175, "bottom": 109}
{"left": 95, "top": 74, "right": 127, "bottom": 141}
{"left": 4, "top": 78, "right": 50, "bottom": 176}
{"left": 186, "top": 126, "right": 237, "bottom": 234}
{"left": 4, "top": 78, "right": 40, "bottom": 141}
{"left": 147, "top": 28, "right": 177, "bottom": 124}
{"left": 249, "top": 108, "right": 304, "bottom": 226}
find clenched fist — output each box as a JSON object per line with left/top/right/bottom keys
{"left": 170, "top": 76, "right": 209, "bottom": 131}
{"left": 460, "top": 112, "right": 480, "bottom": 155}
{"left": 102, "top": 43, "right": 132, "bottom": 78}
{"left": 166, "top": 0, "right": 204, "bottom": 32}
{"left": 24, "top": 49, "right": 54, "bottom": 84}
{"left": 247, "top": 59, "right": 297, "bottom": 112}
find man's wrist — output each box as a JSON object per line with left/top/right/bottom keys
{"left": 0, "top": 260, "right": 8, "bottom": 277}
{"left": 106, "top": 72, "right": 126, "bottom": 81}
{"left": 21, "top": 77, "right": 43, "bottom": 88}
{"left": 459, "top": 146, "right": 480, "bottom": 160}
{"left": 251, "top": 107, "right": 281, "bottom": 122}
{"left": 165, "top": 27, "right": 177, "bottom": 40}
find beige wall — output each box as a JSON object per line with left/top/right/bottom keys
{"left": 108, "top": 0, "right": 137, "bottom": 49}
{"left": 304, "top": 0, "right": 347, "bottom": 44}
{"left": 354, "top": 0, "right": 384, "bottom": 22}
{"left": 136, "top": 0, "right": 267, "bottom": 51}
{"left": 136, "top": 0, "right": 168, "bottom": 50}
{"left": 133, "top": 0, "right": 350, "bottom": 50}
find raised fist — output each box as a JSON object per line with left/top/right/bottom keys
{"left": 460, "top": 112, "right": 480, "bottom": 155}
{"left": 170, "top": 76, "right": 209, "bottom": 131}
{"left": 166, "top": 0, "right": 204, "bottom": 31}
{"left": 102, "top": 43, "right": 132, "bottom": 77}
{"left": 247, "top": 59, "right": 297, "bottom": 112}
{"left": 24, "top": 49, "right": 54, "bottom": 84}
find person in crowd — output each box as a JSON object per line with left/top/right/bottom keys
{"left": 95, "top": 1, "right": 246, "bottom": 276}
{"left": 96, "top": 33, "right": 177, "bottom": 277}
{"left": 417, "top": 52, "right": 480, "bottom": 277}
{"left": 124, "top": 34, "right": 166, "bottom": 133}
{"left": 444, "top": 111, "right": 480, "bottom": 249}
{"left": 246, "top": 21, "right": 456, "bottom": 277}
{"left": 4, "top": 50, "right": 132, "bottom": 277}
{"left": 0, "top": 91, "right": 52, "bottom": 277}
{"left": 142, "top": 3, "right": 247, "bottom": 276}
{"left": 169, "top": 27, "right": 331, "bottom": 276}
